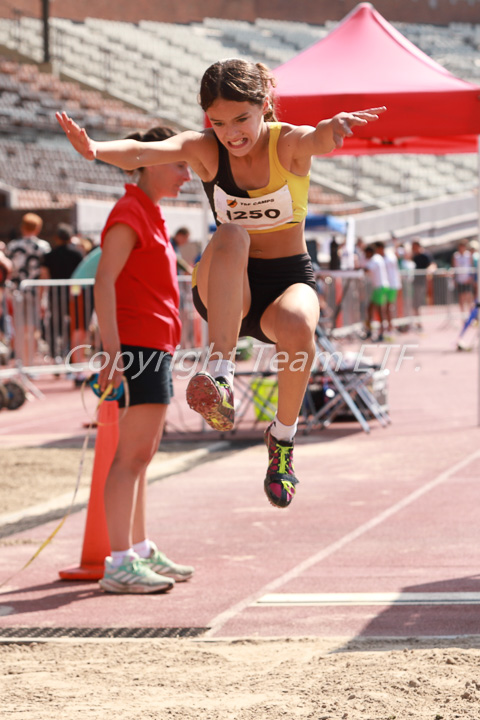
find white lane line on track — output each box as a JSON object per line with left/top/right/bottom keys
{"left": 205, "top": 447, "right": 480, "bottom": 637}
{"left": 255, "top": 592, "right": 480, "bottom": 607}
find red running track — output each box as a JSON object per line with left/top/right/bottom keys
{"left": 0, "top": 316, "right": 479, "bottom": 640}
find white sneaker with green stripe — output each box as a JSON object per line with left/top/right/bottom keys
{"left": 99, "top": 552, "right": 175, "bottom": 594}
{"left": 144, "top": 542, "right": 194, "bottom": 582}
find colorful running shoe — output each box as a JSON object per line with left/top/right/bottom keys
{"left": 144, "top": 542, "right": 194, "bottom": 582}
{"left": 264, "top": 423, "right": 299, "bottom": 509}
{"left": 186, "top": 372, "right": 234, "bottom": 431}
{"left": 98, "top": 553, "right": 175, "bottom": 594}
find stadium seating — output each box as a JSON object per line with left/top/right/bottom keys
{"left": 0, "top": 16, "right": 478, "bottom": 210}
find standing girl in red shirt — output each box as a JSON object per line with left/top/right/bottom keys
{"left": 94, "top": 126, "right": 194, "bottom": 594}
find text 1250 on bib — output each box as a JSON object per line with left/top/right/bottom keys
{"left": 213, "top": 184, "right": 294, "bottom": 231}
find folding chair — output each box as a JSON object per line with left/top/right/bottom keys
{"left": 302, "top": 324, "right": 390, "bottom": 434}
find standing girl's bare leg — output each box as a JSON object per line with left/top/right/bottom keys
{"left": 104, "top": 404, "right": 167, "bottom": 552}
{"left": 131, "top": 412, "right": 167, "bottom": 546}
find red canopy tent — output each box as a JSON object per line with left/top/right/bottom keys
{"left": 274, "top": 3, "right": 480, "bottom": 423}
{"left": 273, "top": 2, "right": 480, "bottom": 155}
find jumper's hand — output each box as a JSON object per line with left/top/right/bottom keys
{"left": 331, "top": 107, "right": 386, "bottom": 149}
{"left": 55, "top": 111, "right": 97, "bottom": 161}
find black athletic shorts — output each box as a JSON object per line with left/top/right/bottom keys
{"left": 117, "top": 344, "right": 173, "bottom": 408}
{"left": 456, "top": 281, "right": 473, "bottom": 295}
{"left": 192, "top": 252, "right": 317, "bottom": 344}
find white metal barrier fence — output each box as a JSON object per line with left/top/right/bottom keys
{"left": 0, "top": 276, "right": 206, "bottom": 377}
{"left": 9, "top": 278, "right": 97, "bottom": 371}
{"left": 319, "top": 267, "right": 477, "bottom": 333}
{"left": 0, "top": 269, "right": 475, "bottom": 378}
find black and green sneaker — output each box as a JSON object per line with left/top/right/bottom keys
{"left": 264, "top": 423, "right": 298, "bottom": 508}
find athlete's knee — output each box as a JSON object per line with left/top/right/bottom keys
{"left": 211, "top": 224, "right": 250, "bottom": 258}
{"left": 277, "top": 309, "right": 316, "bottom": 347}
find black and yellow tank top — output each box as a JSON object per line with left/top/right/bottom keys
{"left": 202, "top": 122, "right": 310, "bottom": 234}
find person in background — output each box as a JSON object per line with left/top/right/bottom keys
{"left": 364, "top": 244, "right": 389, "bottom": 342}
{"left": 452, "top": 240, "right": 474, "bottom": 316}
{"left": 374, "top": 241, "right": 401, "bottom": 333}
{"left": 170, "top": 226, "right": 196, "bottom": 349}
{"left": 72, "top": 233, "right": 95, "bottom": 257}
{"left": 40, "top": 223, "right": 83, "bottom": 361}
{"left": 306, "top": 236, "right": 319, "bottom": 271}
{"left": 395, "top": 243, "right": 408, "bottom": 270}
{"left": 40, "top": 223, "right": 83, "bottom": 281}
{"left": 0, "top": 241, "right": 12, "bottom": 286}
{"left": 6, "top": 213, "right": 51, "bottom": 285}
{"left": 411, "top": 238, "right": 436, "bottom": 330}
{"left": 170, "top": 226, "right": 194, "bottom": 275}
{"left": 6, "top": 213, "right": 51, "bottom": 364}
{"left": 0, "top": 241, "right": 12, "bottom": 356}
{"left": 469, "top": 240, "right": 479, "bottom": 270}
{"left": 329, "top": 235, "right": 342, "bottom": 270}
{"left": 468, "top": 239, "right": 479, "bottom": 299}
{"left": 353, "top": 237, "right": 366, "bottom": 269}
{"left": 93, "top": 125, "right": 194, "bottom": 594}
{"left": 351, "top": 237, "right": 368, "bottom": 329}
{"left": 70, "top": 244, "right": 103, "bottom": 378}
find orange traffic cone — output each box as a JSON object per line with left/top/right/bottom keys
{"left": 59, "top": 400, "right": 118, "bottom": 580}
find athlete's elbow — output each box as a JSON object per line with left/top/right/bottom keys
{"left": 116, "top": 153, "right": 143, "bottom": 171}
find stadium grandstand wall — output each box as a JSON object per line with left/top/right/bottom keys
{"left": 1, "top": 0, "right": 480, "bottom": 25}
{"left": 0, "top": 6, "right": 478, "bottom": 246}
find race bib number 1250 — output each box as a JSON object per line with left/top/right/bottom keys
{"left": 213, "top": 184, "right": 294, "bottom": 231}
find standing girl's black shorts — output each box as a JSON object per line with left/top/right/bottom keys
{"left": 192, "top": 252, "right": 317, "bottom": 344}
{"left": 117, "top": 344, "right": 173, "bottom": 408}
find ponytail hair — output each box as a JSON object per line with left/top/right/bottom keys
{"left": 255, "top": 62, "right": 277, "bottom": 121}
{"left": 199, "top": 58, "right": 277, "bottom": 121}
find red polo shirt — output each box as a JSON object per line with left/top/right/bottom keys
{"left": 101, "top": 184, "right": 181, "bottom": 354}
